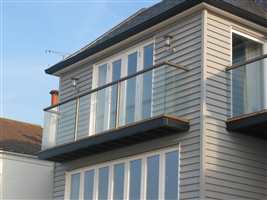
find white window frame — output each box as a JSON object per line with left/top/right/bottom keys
{"left": 89, "top": 55, "right": 123, "bottom": 136}
{"left": 89, "top": 40, "right": 155, "bottom": 135}
{"left": 65, "top": 145, "right": 180, "bottom": 200}
{"left": 230, "top": 28, "right": 267, "bottom": 117}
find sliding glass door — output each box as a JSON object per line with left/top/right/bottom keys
{"left": 124, "top": 43, "right": 154, "bottom": 124}
{"left": 91, "top": 42, "right": 154, "bottom": 134}
{"left": 92, "top": 59, "right": 123, "bottom": 134}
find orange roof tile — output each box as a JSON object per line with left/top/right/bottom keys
{"left": 0, "top": 118, "right": 42, "bottom": 155}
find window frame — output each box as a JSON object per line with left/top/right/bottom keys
{"left": 230, "top": 28, "right": 267, "bottom": 117}
{"left": 89, "top": 40, "right": 155, "bottom": 135}
{"left": 65, "top": 145, "right": 180, "bottom": 200}
{"left": 89, "top": 54, "right": 124, "bottom": 136}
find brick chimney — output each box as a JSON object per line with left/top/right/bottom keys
{"left": 50, "top": 90, "right": 59, "bottom": 106}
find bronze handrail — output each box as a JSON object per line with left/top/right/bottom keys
{"left": 226, "top": 54, "right": 267, "bottom": 71}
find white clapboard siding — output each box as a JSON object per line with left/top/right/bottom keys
{"left": 204, "top": 11, "right": 267, "bottom": 200}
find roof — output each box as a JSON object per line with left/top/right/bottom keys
{"left": 0, "top": 118, "right": 42, "bottom": 155}
{"left": 45, "top": 0, "right": 267, "bottom": 75}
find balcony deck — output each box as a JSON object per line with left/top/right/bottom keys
{"left": 226, "top": 109, "right": 267, "bottom": 139}
{"left": 225, "top": 54, "right": 267, "bottom": 140}
{"left": 38, "top": 115, "right": 189, "bottom": 162}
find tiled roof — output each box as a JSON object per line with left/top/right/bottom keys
{"left": 224, "top": 0, "right": 267, "bottom": 18}
{"left": 45, "top": 0, "right": 267, "bottom": 75}
{"left": 0, "top": 118, "right": 42, "bottom": 155}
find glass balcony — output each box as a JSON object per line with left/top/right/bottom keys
{"left": 41, "top": 62, "right": 189, "bottom": 151}
{"left": 226, "top": 54, "right": 267, "bottom": 139}
{"left": 231, "top": 55, "right": 267, "bottom": 117}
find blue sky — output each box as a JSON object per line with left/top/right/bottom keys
{"left": 1, "top": 0, "right": 159, "bottom": 125}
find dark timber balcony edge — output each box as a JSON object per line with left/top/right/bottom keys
{"left": 226, "top": 109, "right": 267, "bottom": 139}
{"left": 38, "top": 115, "right": 190, "bottom": 162}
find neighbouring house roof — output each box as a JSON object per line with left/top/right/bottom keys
{"left": 45, "top": 0, "right": 267, "bottom": 75}
{"left": 0, "top": 118, "right": 42, "bottom": 155}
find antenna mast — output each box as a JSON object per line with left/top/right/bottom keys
{"left": 45, "top": 49, "right": 70, "bottom": 59}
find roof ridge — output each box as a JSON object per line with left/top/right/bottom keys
{"left": 0, "top": 117, "right": 42, "bottom": 128}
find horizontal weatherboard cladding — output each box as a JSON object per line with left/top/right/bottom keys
{"left": 154, "top": 14, "right": 202, "bottom": 200}
{"left": 204, "top": 11, "right": 267, "bottom": 200}
{"left": 59, "top": 64, "right": 92, "bottom": 101}
{"left": 52, "top": 12, "right": 203, "bottom": 200}
{"left": 56, "top": 64, "right": 93, "bottom": 145}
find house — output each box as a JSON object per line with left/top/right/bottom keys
{"left": 39, "top": 0, "right": 267, "bottom": 199}
{"left": 0, "top": 118, "right": 54, "bottom": 199}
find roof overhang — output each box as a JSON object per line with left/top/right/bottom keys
{"left": 38, "top": 115, "right": 189, "bottom": 162}
{"left": 45, "top": 0, "right": 267, "bottom": 75}
{"left": 226, "top": 110, "right": 267, "bottom": 139}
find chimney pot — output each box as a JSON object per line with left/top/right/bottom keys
{"left": 50, "top": 90, "right": 59, "bottom": 106}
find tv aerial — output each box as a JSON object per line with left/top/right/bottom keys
{"left": 45, "top": 49, "right": 71, "bottom": 59}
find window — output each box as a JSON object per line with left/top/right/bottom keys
{"left": 98, "top": 167, "right": 109, "bottom": 199}
{"left": 129, "top": 159, "right": 142, "bottom": 200}
{"left": 113, "top": 163, "right": 125, "bottom": 200}
{"left": 69, "top": 173, "right": 80, "bottom": 200}
{"left": 165, "top": 151, "right": 179, "bottom": 199}
{"left": 66, "top": 146, "right": 180, "bottom": 200}
{"left": 110, "top": 60, "right": 122, "bottom": 128}
{"left": 90, "top": 42, "right": 154, "bottom": 135}
{"left": 146, "top": 155, "right": 160, "bottom": 200}
{"left": 95, "top": 64, "right": 108, "bottom": 133}
{"left": 83, "top": 170, "right": 94, "bottom": 200}
{"left": 125, "top": 52, "right": 138, "bottom": 124}
{"left": 90, "top": 60, "right": 123, "bottom": 135}
{"left": 232, "top": 32, "right": 265, "bottom": 116}
{"left": 142, "top": 44, "right": 154, "bottom": 120}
